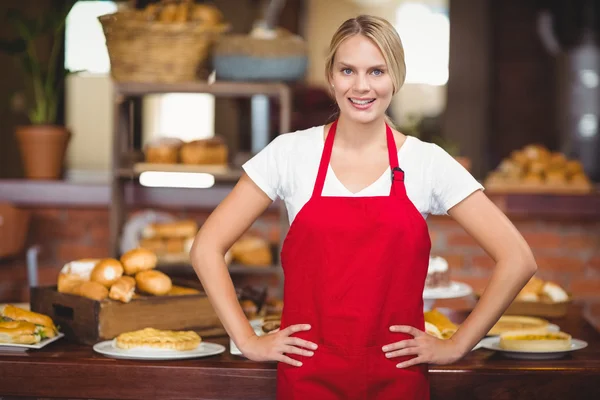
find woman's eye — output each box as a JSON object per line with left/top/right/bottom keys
{"left": 342, "top": 68, "right": 352, "bottom": 75}
{"left": 372, "top": 69, "right": 384, "bottom": 76}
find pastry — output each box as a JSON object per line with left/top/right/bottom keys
{"left": 487, "top": 315, "right": 549, "bottom": 336}
{"left": 90, "top": 258, "right": 124, "bottom": 287}
{"left": 565, "top": 160, "right": 584, "bottom": 176}
{"left": 0, "top": 320, "right": 40, "bottom": 344}
{"left": 1, "top": 305, "right": 58, "bottom": 339}
{"left": 57, "top": 272, "right": 85, "bottom": 294}
{"left": 180, "top": 137, "right": 228, "bottom": 165}
{"left": 138, "top": 237, "right": 167, "bottom": 254}
{"left": 424, "top": 321, "right": 443, "bottom": 339}
{"left": 109, "top": 276, "right": 136, "bottom": 303}
{"left": 262, "top": 317, "right": 281, "bottom": 334}
{"left": 115, "top": 327, "right": 201, "bottom": 351}
{"left": 72, "top": 281, "right": 109, "bottom": 301}
{"left": 545, "top": 170, "right": 567, "bottom": 186}
{"left": 144, "top": 138, "right": 183, "bottom": 164}
{"left": 142, "top": 219, "right": 199, "bottom": 239}
{"left": 168, "top": 285, "right": 201, "bottom": 296}
{"left": 265, "top": 298, "right": 284, "bottom": 316}
{"left": 121, "top": 248, "right": 158, "bottom": 275}
{"left": 499, "top": 329, "right": 572, "bottom": 352}
{"left": 230, "top": 235, "right": 272, "bottom": 266}
{"left": 549, "top": 152, "right": 567, "bottom": 169}
{"left": 542, "top": 281, "right": 569, "bottom": 303}
{"left": 135, "top": 270, "right": 172, "bottom": 296}
{"left": 425, "top": 256, "right": 450, "bottom": 290}
{"left": 423, "top": 309, "right": 457, "bottom": 339}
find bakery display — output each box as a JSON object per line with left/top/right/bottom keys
{"left": 230, "top": 235, "right": 273, "bottom": 266}
{"left": 0, "top": 305, "right": 58, "bottom": 344}
{"left": 143, "top": 136, "right": 229, "bottom": 166}
{"left": 115, "top": 327, "right": 201, "bottom": 351}
{"left": 484, "top": 144, "right": 593, "bottom": 194}
{"left": 499, "top": 329, "right": 572, "bottom": 352}
{"left": 425, "top": 256, "right": 450, "bottom": 290}
{"left": 488, "top": 315, "right": 549, "bottom": 336}
{"left": 137, "top": 219, "right": 198, "bottom": 262}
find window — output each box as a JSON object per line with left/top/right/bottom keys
{"left": 395, "top": 2, "right": 449, "bottom": 86}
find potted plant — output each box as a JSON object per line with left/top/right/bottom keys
{"left": 0, "top": 1, "right": 76, "bottom": 179}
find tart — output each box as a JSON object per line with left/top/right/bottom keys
{"left": 499, "top": 329, "right": 572, "bottom": 352}
{"left": 115, "top": 328, "right": 201, "bottom": 351}
{"left": 488, "top": 315, "right": 549, "bottom": 336}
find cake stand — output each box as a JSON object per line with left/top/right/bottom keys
{"left": 422, "top": 281, "right": 473, "bottom": 311}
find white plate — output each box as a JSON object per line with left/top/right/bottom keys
{"left": 93, "top": 340, "right": 226, "bottom": 360}
{"left": 478, "top": 336, "right": 588, "bottom": 360}
{"left": 423, "top": 281, "right": 473, "bottom": 300}
{"left": 0, "top": 332, "right": 65, "bottom": 351}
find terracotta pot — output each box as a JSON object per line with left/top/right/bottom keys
{"left": 16, "top": 125, "right": 71, "bottom": 180}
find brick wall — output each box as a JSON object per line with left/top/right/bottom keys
{"left": 1, "top": 206, "right": 598, "bottom": 330}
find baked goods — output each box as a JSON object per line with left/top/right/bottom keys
{"left": 262, "top": 316, "right": 281, "bottom": 334}
{"left": 0, "top": 305, "right": 58, "bottom": 341}
{"left": 58, "top": 259, "right": 100, "bottom": 293}
{"left": 144, "top": 138, "right": 183, "bottom": 164}
{"left": 142, "top": 219, "right": 198, "bottom": 239}
{"left": 121, "top": 248, "right": 158, "bottom": 275}
{"left": 488, "top": 315, "right": 549, "bottom": 336}
{"left": 484, "top": 145, "right": 593, "bottom": 193}
{"left": 135, "top": 270, "right": 172, "bottom": 296}
{"left": 0, "top": 321, "right": 40, "bottom": 344}
{"left": 240, "top": 299, "right": 258, "bottom": 319}
{"left": 90, "top": 258, "right": 124, "bottom": 287}
{"left": 423, "top": 309, "right": 457, "bottom": 339}
{"left": 424, "top": 321, "right": 443, "bottom": 339}
{"left": 425, "top": 256, "right": 450, "bottom": 290}
{"left": 72, "top": 281, "right": 110, "bottom": 301}
{"left": 515, "top": 276, "right": 570, "bottom": 303}
{"left": 180, "top": 137, "right": 228, "bottom": 165}
{"left": 139, "top": 1, "right": 224, "bottom": 27}
{"left": 109, "top": 276, "right": 136, "bottom": 303}
{"left": 265, "top": 298, "right": 284, "bottom": 316}
{"left": 168, "top": 285, "right": 201, "bottom": 296}
{"left": 230, "top": 235, "right": 272, "bottom": 266}
{"left": 115, "top": 327, "right": 201, "bottom": 351}
{"left": 499, "top": 329, "right": 572, "bottom": 352}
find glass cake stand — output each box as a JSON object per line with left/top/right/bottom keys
{"left": 422, "top": 281, "right": 473, "bottom": 311}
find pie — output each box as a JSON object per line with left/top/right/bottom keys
{"left": 488, "top": 315, "right": 549, "bottom": 336}
{"left": 499, "top": 329, "right": 572, "bottom": 352}
{"left": 115, "top": 327, "right": 201, "bottom": 351}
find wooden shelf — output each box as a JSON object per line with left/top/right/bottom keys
{"left": 113, "top": 81, "right": 291, "bottom": 97}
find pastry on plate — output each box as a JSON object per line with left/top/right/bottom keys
{"left": 499, "top": 329, "right": 571, "bottom": 352}
{"left": 115, "top": 327, "right": 201, "bottom": 351}
{"left": 488, "top": 315, "right": 549, "bottom": 336}
{"left": 423, "top": 309, "right": 458, "bottom": 339}
{"left": 0, "top": 305, "right": 58, "bottom": 340}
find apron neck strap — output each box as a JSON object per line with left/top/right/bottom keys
{"left": 313, "top": 120, "right": 403, "bottom": 198}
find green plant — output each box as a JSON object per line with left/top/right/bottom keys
{"left": 0, "top": 1, "right": 77, "bottom": 125}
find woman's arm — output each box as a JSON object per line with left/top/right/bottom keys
{"left": 446, "top": 189, "right": 538, "bottom": 353}
{"left": 190, "top": 173, "right": 273, "bottom": 348}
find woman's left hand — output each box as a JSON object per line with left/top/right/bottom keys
{"left": 382, "top": 325, "right": 466, "bottom": 368}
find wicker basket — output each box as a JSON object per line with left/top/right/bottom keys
{"left": 99, "top": 11, "right": 228, "bottom": 83}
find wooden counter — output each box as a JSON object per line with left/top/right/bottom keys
{"left": 1, "top": 305, "right": 599, "bottom": 400}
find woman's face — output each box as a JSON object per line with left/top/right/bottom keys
{"left": 330, "top": 34, "right": 394, "bottom": 125}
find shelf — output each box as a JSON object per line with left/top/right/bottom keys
{"left": 156, "top": 259, "right": 280, "bottom": 276}
{"left": 113, "top": 81, "right": 291, "bottom": 97}
{"left": 116, "top": 163, "right": 244, "bottom": 182}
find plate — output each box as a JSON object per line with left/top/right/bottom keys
{"left": 423, "top": 281, "right": 473, "bottom": 300}
{"left": 0, "top": 332, "right": 65, "bottom": 351}
{"left": 93, "top": 340, "right": 226, "bottom": 360}
{"left": 478, "top": 336, "right": 588, "bottom": 360}
{"left": 231, "top": 319, "right": 264, "bottom": 356}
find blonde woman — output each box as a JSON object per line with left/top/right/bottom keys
{"left": 191, "top": 15, "right": 537, "bottom": 399}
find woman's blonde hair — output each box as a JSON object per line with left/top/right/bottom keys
{"left": 325, "top": 15, "right": 407, "bottom": 95}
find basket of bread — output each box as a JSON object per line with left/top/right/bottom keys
{"left": 98, "top": 0, "right": 229, "bottom": 83}
{"left": 484, "top": 144, "right": 593, "bottom": 194}
{"left": 30, "top": 249, "right": 223, "bottom": 345}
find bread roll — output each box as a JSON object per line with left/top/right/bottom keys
{"left": 180, "top": 137, "right": 228, "bottom": 165}
{"left": 72, "top": 281, "right": 109, "bottom": 301}
{"left": 546, "top": 170, "right": 567, "bottom": 185}
{"left": 231, "top": 236, "right": 272, "bottom": 266}
{"left": 57, "top": 272, "right": 85, "bottom": 294}
{"left": 142, "top": 219, "right": 198, "bottom": 239}
{"left": 135, "top": 270, "right": 172, "bottom": 296}
{"left": 138, "top": 237, "right": 167, "bottom": 254}
{"left": 145, "top": 138, "right": 183, "bottom": 164}
{"left": 109, "top": 276, "right": 136, "bottom": 303}
{"left": 191, "top": 4, "right": 224, "bottom": 26}
{"left": 542, "top": 281, "right": 569, "bottom": 302}
{"left": 60, "top": 259, "right": 100, "bottom": 281}
{"left": 90, "top": 258, "right": 124, "bottom": 287}
{"left": 121, "top": 248, "right": 158, "bottom": 275}
{"left": 240, "top": 299, "right": 258, "bottom": 319}
{"left": 565, "top": 160, "right": 584, "bottom": 176}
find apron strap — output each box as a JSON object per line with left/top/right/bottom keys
{"left": 313, "top": 120, "right": 405, "bottom": 198}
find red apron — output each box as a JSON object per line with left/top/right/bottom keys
{"left": 277, "top": 120, "right": 431, "bottom": 399}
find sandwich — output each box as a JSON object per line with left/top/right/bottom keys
{"left": 0, "top": 305, "right": 58, "bottom": 342}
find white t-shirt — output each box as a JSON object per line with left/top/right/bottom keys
{"left": 243, "top": 126, "right": 484, "bottom": 224}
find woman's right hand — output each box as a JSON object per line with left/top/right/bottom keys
{"left": 238, "top": 324, "right": 318, "bottom": 367}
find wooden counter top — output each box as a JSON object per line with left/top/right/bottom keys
{"left": 1, "top": 179, "right": 599, "bottom": 219}
{"left": 1, "top": 305, "right": 599, "bottom": 399}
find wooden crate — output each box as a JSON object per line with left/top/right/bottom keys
{"left": 30, "top": 282, "right": 224, "bottom": 345}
